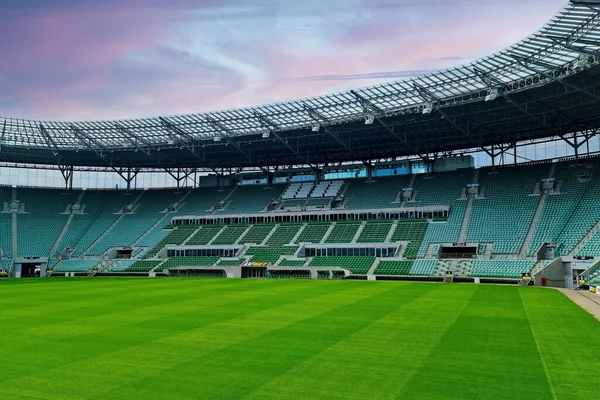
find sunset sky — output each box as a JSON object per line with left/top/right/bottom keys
{"left": 0, "top": 0, "right": 566, "bottom": 121}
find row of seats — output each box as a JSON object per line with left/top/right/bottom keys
{"left": 357, "top": 221, "right": 393, "bottom": 243}
{"left": 162, "top": 256, "right": 220, "bottom": 269}
{"left": 325, "top": 222, "right": 361, "bottom": 243}
{"left": 278, "top": 258, "right": 307, "bottom": 266}
{"left": 266, "top": 223, "right": 303, "bottom": 246}
{"left": 125, "top": 260, "right": 162, "bottom": 272}
{"left": 267, "top": 270, "right": 311, "bottom": 279}
{"left": 56, "top": 259, "right": 99, "bottom": 272}
{"left": 466, "top": 259, "right": 536, "bottom": 278}
{"left": 212, "top": 225, "right": 248, "bottom": 245}
{"left": 309, "top": 256, "right": 375, "bottom": 274}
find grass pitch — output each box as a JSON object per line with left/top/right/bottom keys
{"left": 0, "top": 278, "right": 598, "bottom": 399}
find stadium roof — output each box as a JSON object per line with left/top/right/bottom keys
{"left": 1, "top": 0, "right": 599, "bottom": 170}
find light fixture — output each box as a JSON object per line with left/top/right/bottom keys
{"left": 422, "top": 103, "right": 433, "bottom": 114}
{"left": 262, "top": 131, "right": 270, "bottom": 139}
{"left": 213, "top": 136, "right": 222, "bottom": 142}
{"left": 573, "top": 54, "right": 590, "bottom": 71}
{"left": 364, "top": 114, "right": 375, "bottom": 125}
{"left": 311, "top": 122, "right": 321, "bottom": 132}
{"left": 485, "top": 88, "right": 499, "bottom": 102}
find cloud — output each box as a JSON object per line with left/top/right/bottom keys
{"left": 0, "top": 0, "right": 567, "bottom": 120}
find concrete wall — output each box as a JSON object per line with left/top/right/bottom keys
{"left": 533, "top": 258, "right": 568, "bottom": 288}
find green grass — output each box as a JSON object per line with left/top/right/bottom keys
{"left": 0, "top": 278, "right": 598, "bottom": 399}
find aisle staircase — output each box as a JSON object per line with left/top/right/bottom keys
{"left": 519, "top": 192, "right": 548, "bottom": 257}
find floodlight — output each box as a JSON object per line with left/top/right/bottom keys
{"left": 262, "top": 131, "right": 271, "bottom": 139}
{"left": 485, "top": 88, "right": 499, "bottom": 102}
{"left": 422, "top": 104, "right": 433, "bottom": 114}
{"left": 311, "top": 122, "right": 321, "bottom": 132}
{"left": 213, "top": 136, "right": 222, "bottom": 142}
{"left": 573, "top": 54, "right": 590, "bottom": 71}
{"left": 364, "top": 114, "right": 375, "bottom": 125}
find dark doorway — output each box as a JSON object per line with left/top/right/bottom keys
{"left": 241, "top": 267, "right": 267, "bottom": 278}
{"left": 21, "top": 263, "right": 41, "bottom": 277}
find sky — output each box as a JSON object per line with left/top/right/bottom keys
{"left": 0, "top": 0, "right": 566, "bottom": 121}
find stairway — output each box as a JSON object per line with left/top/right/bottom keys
{"left": 385, "top": 220, "right": 398, "bottom": 243}
{"left": 457, "top": 196, "right": 473, "bottom": 242}
{"left": 51, "top": 191, "right": 88, "bottom": 257}
{"left": 260, "top": 224, "right": 279, "bottom": 245}
{"left": 519, "top": 192, "right": 548, "bottom": 257}
{"left": 207, "top": 225, "right": 228, "bottom": 245}
{"left": 290, "top": 223, "right": 307, "bottom": 244}
{"left": 351, "top": 221, "right": 367, "bottom": 243}
{"left": 320, "top": 222, "right": 336, "bottom": 243}
{"left": 367, "top": 258, "right": 380, "bottom": 275}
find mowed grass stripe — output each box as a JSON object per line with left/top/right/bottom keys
{"left": 243, "top": 283, "right": 477, "bottom": 400}
{"left": 1, "top": 278, "right": 321, "bottom": 340}
{"left": 398, "top": 285, "right": 554, "bottom": 400}
{"left": 86, "top": 283, "right": 426, "bottom": 400}
{"left": 0, "top": 280, "right": 360, "bottom": 387}
{"left": 0, "top": 278, "right": 285, "bottom": 326}
{"left": 520, "top": 288, "right": 600, "bottom": 399}
{"left": 0, "top": 281, "right": 397, "bottom": 399}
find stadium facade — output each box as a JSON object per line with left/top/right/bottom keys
{"left": 1, "top": 0, "right": 600, "bottom": 290}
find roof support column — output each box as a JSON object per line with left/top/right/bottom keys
{"left": 58, "top": 165, "right": 74, "bottom": 191}
{"left": 559, "top": 130, "right": 597, "bottom": 164}
{"left": 311, "top": 165, "right": 323, "bottom": 184}
{"left": 112, "top": 167, "right": 139, "bottom": 191}
{"left": 165, "top": 168, "right": 194, "bottom": 189}
{"left": 363, "top": 159, "right": 374, "bottom": 182}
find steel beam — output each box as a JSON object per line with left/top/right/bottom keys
{"left": 513, "top": 56, "right": 600, "bottom": 102}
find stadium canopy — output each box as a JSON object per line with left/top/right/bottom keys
{"left": 0, "top": 0, "right": 599, "bottom": 171}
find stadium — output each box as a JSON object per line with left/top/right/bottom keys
{"left": 0, "top": 0, "right": 599, "bottom": 398}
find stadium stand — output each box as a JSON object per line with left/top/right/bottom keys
{"left": 89, "top": 190, "right": 181, "bottom": 255}
{"left": 17, "top": 188, "right": 74, "bottom": 257}
{"left": 343, "top": 175, "right": 411, "bottom": 209}
{"left": 221, "top": 184, "right": 285, "bottom": 214}
{"left": 8, "top": 156, "right": 600, "bottom": 283}
{"left": 55, "top": 190, "right": 129, "bottom": 256}
{"left": 465, "top": 164, "right": 547, "bottom": 254}
{"left": 555, "top": 161, "right": 600, "bottom": 255}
